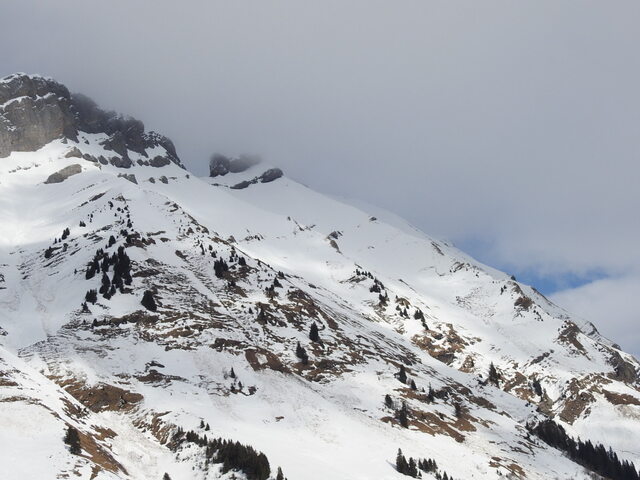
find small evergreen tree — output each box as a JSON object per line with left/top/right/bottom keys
{"left": 396, "top": 402, "right": 409, "bottom": 428}
{"left": 295, "top": 342, "right": 309, "bottom": 365}
{"left": 454, "top": 402, "right": 464, "bottom": 418}
{"left": 385, "top": 394, "right": 394, "bottom": 409}
{"left": 64, "top": 425, "right": 81, "bottom": 454}
{"left": 397, "top": 365, "right": 407, "bottom": 384}
{"left": 396, "top": 449, "right": 408, "bottom": 474}
{"left": 141, "top": 290, "right": 157, "bottom": 311}
{"left": 488, "top": 362, "right": 501, "bottom": 386}
{"left": 309, "top": 322, "right": 320, "bottom": 342}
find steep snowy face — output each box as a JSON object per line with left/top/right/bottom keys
{"left": 1, "top": 74, "right": 639, "bottom": 480}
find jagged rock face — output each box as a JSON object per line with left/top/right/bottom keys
{"left": 0, "top": 73, "right": 182, "bottom": 168}
{"left": 0, "top": 74, "right": 77, "bottom": 157}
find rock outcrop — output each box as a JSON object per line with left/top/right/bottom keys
{"left": 0, "top": 73, "right": 182, "bottom": 169}
{"left": 209, "top": 153, "right": 261, "bottom": 177}
{"left": 230, "top": 168, "right": 284, "bottom": 189}
{"left": 44, "top": 164, "right": 82, "bottom": 184}
{"left": 0, "top": 74, "right": 77, "bottom": 157}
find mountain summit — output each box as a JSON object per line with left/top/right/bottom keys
{"left": 0, "top": 74, "right": 639, "bottom": 480}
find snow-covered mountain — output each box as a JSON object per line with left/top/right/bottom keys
{"left": 1, "top": 73, "right": 639, "bottom": 480}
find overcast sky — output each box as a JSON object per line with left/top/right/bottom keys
{"left": 2, "top": 1, "right": 639, "bottom": 355}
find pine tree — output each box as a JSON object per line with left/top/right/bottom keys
{"left": 295, "top": 342, "right": 309, "bottom": 365}
{"left": 410, "top": 379, "right": 417, "bottom": 390}
{"left": 385, "top": 394, "right": 394, "bottom": 409}
{"left": 396, "top": 402, "right": 409, "bottom": 428}
{"left": 276, "top": 467, "right": 285, "bottom": 480}
{"left": 63, "top": 425, "right": 81, "bottom": 454}
{"left": 397, "top": 365, "right": 407, "bottom": 384}
{"left": 309, "top": 322, "right": 320, "bottom": 342}
{"left": 141, "top": 290, "right": 157, "bottom": 311}
{"left": 396, "top": 449, "right": 408, "bottom": 473}
{"left": 427, "top": 384, "right": 435, "bottom": 403}
{"left": 488, "top": 362, "right": 500, "bottom": 386}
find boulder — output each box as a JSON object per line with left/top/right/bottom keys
{"left": 259, "top": 168, "right": 283, "bottom": 183}
{"left": 44, "top": 164, "right": 82, "bottom": 184}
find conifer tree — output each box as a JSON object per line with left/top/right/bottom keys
{"left": 309, "top": 322, "right": 320, "bottom": 343}
{"left": 295, "top": 342, "right": 309, "bottom": 365}
{"left": 63, "top": 425, "right": 81, "bottom": 454}
{"left": 397, "top": 365, "right": 407, "bottom": 384}
{"left": 141, "top": 290, "right": 157, "bottom": 311}
{"left": 396, "top": 402, "right": 409, "bottom": 428}
{"left": 488, "top": 362, "right": 501, "bottom": 386}
{"left": 385, "top": 394, "right": 394, "bottom": 409}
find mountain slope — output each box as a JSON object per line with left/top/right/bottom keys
{"left": 1, "top": 73, "right": 639, "bottom": 480}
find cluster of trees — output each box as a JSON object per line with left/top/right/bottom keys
{"left": 355, "top": 268, "right": 374, "bottom": 279}
{"left": 528, "top": 420, "right": 640, "bottom": 480}
{"left": 396, "top": 449, "right": 454, "bottom": 479}
{"left": 44, "top": 228, "right": 74, "bottom": 260}
{"left": 85, "top": 289, "right": 98, "bottom": 304}
{"left": 85, "top": 246, "right": 133, "bottom": 300}
{"left": 174, "top": 428, "right": 276, "bottom": 480}
{"left": 414, "top": 309, "right": 428, "bottom": 330}
{"left": 85, "top": 246, "right": 132, "bottom": 282}
{"left": 369, "top": 278, "right": 385, "bottom": 293}
{"left": 214, "top": 258, "right": 228, "bottom": 278}
{"left": 395, "top": 365, "right": 418, "bottom": 391}
{"left": 379, "top": 292, "right": 389, "bottom": 306}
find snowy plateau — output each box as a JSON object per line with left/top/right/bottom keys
{"left": 0, "top": 73, "right": 639, "bottom": 480}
